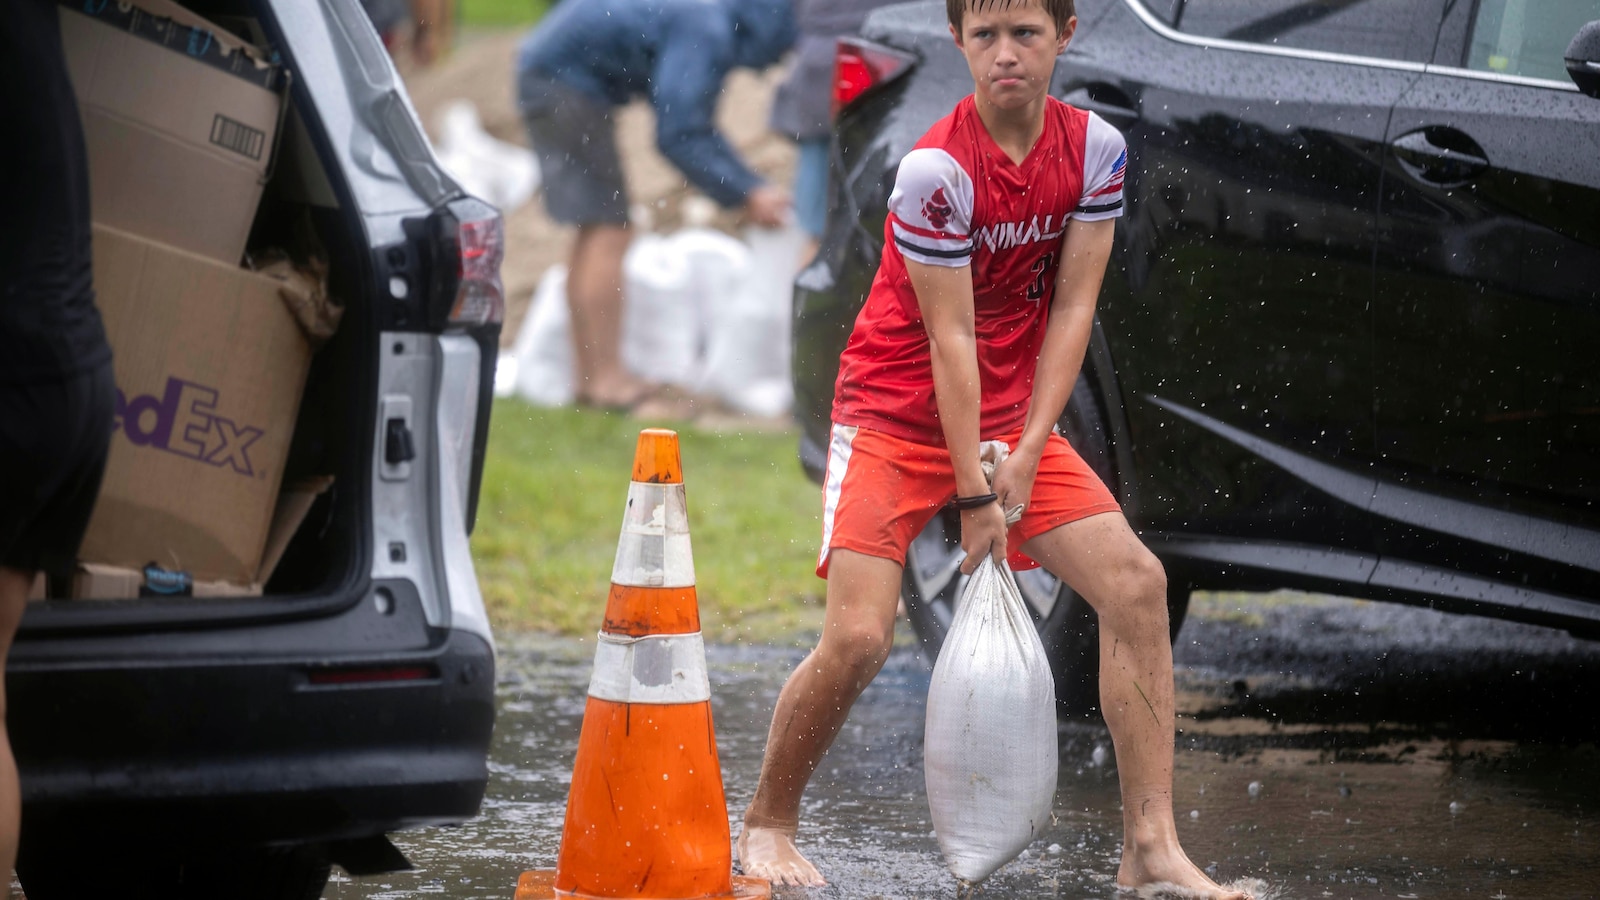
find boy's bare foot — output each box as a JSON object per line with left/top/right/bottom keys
{"left": 1118, "top": 846, "right": 1253, "bottom": 900}
{"left": 736, "top": 825, "right": 826, "bottom": 888}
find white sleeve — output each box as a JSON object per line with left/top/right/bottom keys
{"left": 886, "top": 148, "right": 975, "bottom": 267}
{"left": 1074, "top": 112, "right": 1126, "bottom": 221}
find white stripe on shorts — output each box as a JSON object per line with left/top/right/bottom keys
{"left": 817, "top": 424, "right": 859, "bottom": 571}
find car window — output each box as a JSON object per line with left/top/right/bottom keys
{"left": 1466, "top": 0, "right": 1600, "bottom": 82}
{"left": 1173, "top": 0, "right": 1429, "bottom": 62}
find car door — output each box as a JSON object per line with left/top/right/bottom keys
{"left": 1372, "top": 1, "right": 1600, "bottom": 586}
{"left": 1073, "top": 0, "right": 1439, "bottom": 539}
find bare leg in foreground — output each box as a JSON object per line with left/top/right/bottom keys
{"left": 1025, "top": 513, "right": 1250, "bottom": 900}
{"left": 739, "top": 550, "right": 902, "bottom": 887}
{"left": 0, "top": 567, "right": 34, "bottom": 875}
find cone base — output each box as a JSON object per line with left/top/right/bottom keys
{"left": 514, "top": 870, "right": 770, "bottom": 900}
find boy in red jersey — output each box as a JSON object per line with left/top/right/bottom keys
{"left": 737, "top": 1, "right": 1252, "bottom": 897}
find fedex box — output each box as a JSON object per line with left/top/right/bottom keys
{"left": 79, "top": 225, "right": 312, "bottom": 586}
{"left": 59, "top": 0, "right": 286, "bottom": 264}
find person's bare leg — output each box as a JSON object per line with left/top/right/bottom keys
{"left": 739, "top": 550, "right": 902, "bottom": 887}
{"left": 0, "top": 567, "right": 34, "bottom": 876}
{"left": 1024, "top": 515, "right": 1251, "bottom": 900}
{"left": 565, "top": 223, "right": 646, "bottom": 407}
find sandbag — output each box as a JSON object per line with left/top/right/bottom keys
{"left": 509, "top": 265, "right": 575, "bottom": 406}
{"left": 434, "top": 100, "right": 541, "bottom": 213}
{"left": 622, "top": 233, "right": 703, "bottom": 387}
{"left": 696, "top": 224, "right": 805, "bottom": 416}
{"left": 924, "top": 556, "right": 1058, "bottom": 885}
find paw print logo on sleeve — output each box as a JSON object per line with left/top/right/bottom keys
{"left": 922, "top": 187, "right": 953, "bottom": 230}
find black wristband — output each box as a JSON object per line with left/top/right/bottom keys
{"left": 950, "top": 492, "right": 998, "bottom": 511}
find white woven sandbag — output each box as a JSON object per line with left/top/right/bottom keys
{"left": 434, "top": 100, "right": 541, "bottom": 213}
{"left": 510, "top": 266, "right": 574, "bottom": 406}
{"left": 924, "top": 556, "right": 1058, "bottom": 885}
{"left": 696, "top": 224, "right": 804, "bottom": 416}
{"left": 622, "top": 233, "right": 701, "bottom": 386}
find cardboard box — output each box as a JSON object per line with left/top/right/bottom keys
{"left": 70, "top": 475, "right": 333, "bottom": 599}
{"left": 78, "top": 225, "right": 313, "bottom": 586}
{"left": 59, "top": 0, "right": 286, "bottom": 264}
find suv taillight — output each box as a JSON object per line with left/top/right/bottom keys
{"left": 413, "top": 197, "right": 505, "bottom": 332}
{"left": 443, "top": 203, "right": 505, "bottom": 328}
{"left": 832, "top": 37, "right": 917, "bottom": 121}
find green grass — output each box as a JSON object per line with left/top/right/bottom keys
{"left": 471, "top": 401, "right": 826, "bottom": 644}
{"left": 458, "top": 0, "right": 550, "bottom": 27}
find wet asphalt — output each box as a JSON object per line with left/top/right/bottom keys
{"left": 324, "top": 592, "right": 1600, "bottom": 900}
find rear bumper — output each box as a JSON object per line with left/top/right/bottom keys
{"left": 8, "top": 580, "right": 495, "bottom": 847}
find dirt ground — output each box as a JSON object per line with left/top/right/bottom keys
{"left": 400, "top": 29, "right": 799, "bottom": 348}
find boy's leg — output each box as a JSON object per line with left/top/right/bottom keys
{"left": 739, "top": 548, "right": 902, "bottom": 887}
{"left": 1023, "top": 514, "right": 1250, "bottom": 900}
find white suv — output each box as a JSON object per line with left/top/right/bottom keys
{"left": 13, "top": 1, "right": 500, "bottom": 896}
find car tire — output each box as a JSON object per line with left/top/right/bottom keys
{"left": 17, "top": 844, "right": 331, "bottom": 900}
{"left": 900, "top": 376, "right": 1191, "bottom": 718}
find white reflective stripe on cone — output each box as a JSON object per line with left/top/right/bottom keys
{"left": 611, "top": 481, "right": 696, "bottom": 588}
{"left": 588, "top": 631, "right": 712, "bottom": 704}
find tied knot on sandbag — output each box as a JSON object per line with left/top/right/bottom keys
{"left": 979, "top": 440, "right": 1025, "bottom": 525}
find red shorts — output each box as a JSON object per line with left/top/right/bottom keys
{"left": 817, "top": 424, "right": 1122, "bottom": 578}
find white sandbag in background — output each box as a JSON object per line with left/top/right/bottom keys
{"left": 697, "top": 224, "right": 806, "bottom": 417}
{"left": 924, "top": 557, "right": 1059, "bottom": 885}
{"left": 622, "top": 231, "right": 706, "bottom": 388}
{"left": 499, "top": 265, "right": 574, "bottom": 405}
{"left": 499, "top": 216, "right": 806, "bottom": 415}
{"left": 434, "top": 100, "right": 540, "bottom": 214}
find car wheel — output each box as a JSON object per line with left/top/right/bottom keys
{"left": 900, "top": 376, "right": 1191, "bottom": 718}
{"left": 18, "top": 844, "right": 331, "bottom": 900}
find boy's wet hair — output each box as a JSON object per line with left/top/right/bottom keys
{"left": 947, "top": 0, "right": 1076, "bottom": 36}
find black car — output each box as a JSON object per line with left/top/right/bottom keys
{"left": 794, "top": 0, "right": 1600, "bottom": 715}
{"left": 10, "top": 0, "right": 499, "bottom": 896}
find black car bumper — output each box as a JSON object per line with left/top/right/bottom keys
{"left": 8, "top": 579, "right": 495, "bottom": 849}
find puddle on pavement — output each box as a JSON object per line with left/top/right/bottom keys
{"left": 326, "top": 595, "right": 1600, "bottom": 899}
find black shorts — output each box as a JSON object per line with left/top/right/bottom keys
{"left": 0, "top": 360, "right": 116, "bottom": 576}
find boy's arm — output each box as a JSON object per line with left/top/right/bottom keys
{"left": 991, "top": 218, "right": 1116, "bottom": 513}
{"left": 906, "top": 259, "right": 1010, "bottom": 572}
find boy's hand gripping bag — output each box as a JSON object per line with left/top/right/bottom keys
{"left": 924, "top": 556, "right": 1059, "bottom": 885}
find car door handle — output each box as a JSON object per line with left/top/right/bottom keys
{"left": 1059, "top": 83, "right": 1138, "bottom": 127}
{"left": 1390, "top": 128, "right": 1489, "bottom": 186}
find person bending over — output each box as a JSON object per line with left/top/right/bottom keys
{"left": 516, "top": 0, "right": 796, "bottom": 412}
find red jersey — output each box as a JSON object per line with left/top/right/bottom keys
{"left": 831, "top": 95, "right": 1127, "bottom": 444}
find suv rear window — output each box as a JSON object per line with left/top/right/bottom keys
{"left": 1173, "top": 0, "right": 1428, "bottom": 62}
{"left": 1467, "top": 0, "right": 1600, "bottom": 81}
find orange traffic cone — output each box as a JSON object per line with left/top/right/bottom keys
{"left": 517, "top": 429, "right": 769, "bottom": 900}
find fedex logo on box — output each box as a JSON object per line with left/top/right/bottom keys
{"left": 114, "top": 377, "right": 264, "bottom": 477}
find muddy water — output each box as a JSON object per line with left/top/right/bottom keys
{"left": 325, "top": 594, "right": 1600, "bottom": 899}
